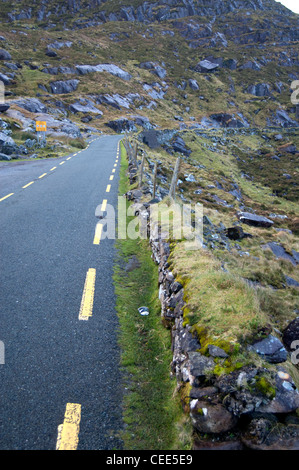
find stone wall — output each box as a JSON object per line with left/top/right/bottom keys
{"left": 124, "top": 152, "right": 299, "bottom": 451}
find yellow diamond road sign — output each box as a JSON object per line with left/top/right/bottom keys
{"left": 36, "top": 121, "right": 47, "bottom": 132}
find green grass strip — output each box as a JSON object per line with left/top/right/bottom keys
{"left": 113, "top": 141, "right": 191, "bottom": 450}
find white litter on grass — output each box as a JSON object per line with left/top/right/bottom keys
{"left": 138, "top": 306, "right": 149, "bottom": 316}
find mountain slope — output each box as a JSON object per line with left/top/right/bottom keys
{"left": 0, "top": 0, "right": 299, "bottom": 451}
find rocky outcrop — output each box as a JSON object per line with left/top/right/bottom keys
{"left": 11, "top": 98, "right": 47, "bottom": 114}
{"left": 75, "top": 64, "right": 131, "bottom": 81}
{"left": 3, "top": 0, "right": 291, "bottom": 29}
{"left": 69, "top": 98, "right": 102, "bottom": 115}
{"left": 105, "top": 118, "right": 137, "bottom": 133}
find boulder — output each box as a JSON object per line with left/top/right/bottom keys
{"left": 0, "top": 104, "right": 10, "bottom": 113}
{"left": 226, "top": 226, "right": 245, "bottom": 240}
{"left": 0, "top": 72, "right": 11, "bottom": 85}
{"left": 195, "top": 59, "right": 219, "bottom": 73}
{"left": 237, "top": 211, "right": 274, "bottom": 228}
{"left": 45, "top": 47, "right": 57, "bottom": 57}
{"left": 50, "top": 80, "right": 79, "bottom": 94}
{"left": 189, "top": 79, "right": 199, "bottom": 90}
{"left": 0, "top": 49, "right": 11, "bottom": 60}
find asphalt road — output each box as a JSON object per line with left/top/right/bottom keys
{"left": 0, "top": 134, "right": 124, "bottom": 450}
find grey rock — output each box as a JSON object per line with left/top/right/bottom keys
{"left": 12, "top": 98, "right": 47, "bottom": 113}
{"left": 0, "top": 152, "right": 11, "bottom": 160}
{"left": 139, "top": 61, "right": 167, "bottom": 79}
{"left": 0, "top": 49, "right": 11, "bottom": 60}
{"left": 258, "top": 369, "right": 299, "bottom": 413}
{"left": 0, "top": 72, "right": 11, "bottom": 85}
{"left": 48, "top": 41, "right": 73, "bottom": 50}
{"left": 142, "top": 130, "right": 160, "bottom": 149}
{"left": 196, "top": 59, "right": 219, "bottom": 73}
{"left": 69, "top": 99, "right": 102, "bottom": 115}
{"left": 285, "top": 276, "right": 299, "bottom": 287}
{"left": 0, "top": 104, "right": 10, "bottom": 113}
{"left": 45, "top": 47, "right": 57, "bottom": 57}
{"left": 188, "top": 351, "right": 215, "bottom": 378}
{"left": 248, "top": 335, "right": 287, "bottom": 364}
{"left": 237, "top": 211, "right": 274, "bottom": 228}
{"left": 226, "top": 226, "right": 245, "bottom": 240}
{"left": 105, "top": 118, "right": 136, "bottom": 133}
{"left": 265, "top": 242, "right": 297, "bottom": 266}
{"left": 246, "top": 83, "right": 271, "bottom": 97}
{"left": 190, "top": 400, "right": 238, "bottom": 434}
{"left": 208, "top": 345, "right": 229, "bottom": 358}
{"left": 189, "top": 78, "right": 199, "bottom": 90}
{"left": 50, "top": 79, "right": 79, "bottom": 94}
{"left": 0, "top": 131, "right": 17, "bottom": 154}
{"left": 76, "top": 63, "right": 131, "bottom": 81}
{"left": 185, "top": 173, "right": 196, "bottom": 183}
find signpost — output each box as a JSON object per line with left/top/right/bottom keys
{"left": 36, "top": 120, "right": 47, "bottom": 144}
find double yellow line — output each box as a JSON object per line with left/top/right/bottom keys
{"left": 56, "top": 141, "right": 120, "bottom": 450}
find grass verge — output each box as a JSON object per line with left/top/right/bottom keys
{"left": 113, "top": 141, "right": 192, "bottom": 450}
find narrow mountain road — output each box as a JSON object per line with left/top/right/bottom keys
{"left": 0, "top": 134, "right": 123, "bottom": 450}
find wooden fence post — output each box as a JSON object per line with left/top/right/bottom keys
{"left": 138, "top": 154, "right": 145, "bottom": 189}
{"left": 152, "top": 161, "right": 158, "bottom": 199}
{"left": 169, "top": 157, "right": 181, "bottom": 200}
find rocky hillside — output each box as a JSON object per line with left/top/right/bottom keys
{"left": 0, "top": 0, "right": 298, "bottom": 148}
{"left": 0, "top": 0, "right": 299, "bottom": 451}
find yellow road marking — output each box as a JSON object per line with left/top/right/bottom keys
{"left": 93, "top": 222, "right": 103, "bottom": 245}
{"left": 106, "top": 184, "right": 111, "bottom": 193}
{"left": 101, "top": 199, "right": 107, "bottom": 212}
{"left": 22, "top": 181, "right": 34, "bottom": 189}
{"left": 109, "top": 175, "right": 114, "bottom": 181}
{"left": 73, "top": 153, "right": 78, "bottom": 156}
{"left": 79, "top": 268, "right": 96, "bottom": 320}
{"left": 59, "top": 161, "right": 65, "bottom": 165}
{"left": 56, "top": 403, "right": 81, "bottom": 450}
{"left": 112, "top": 169, "right": 115, "bottom": 173}
{"left": 66, "top": 156, "right": 71, "bottom": 160}
{"left": 0, "top": 192, "right": 14, "bottom": 202}
{"left": 50, "top": 166, "right": 56, "bottom": 171}
{"left": 39, "top": 173, "right": 47, "bottom": 179}
{"left": 114, "top": 164, "right": 117, "bottom": 167}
